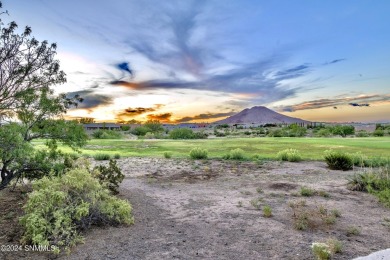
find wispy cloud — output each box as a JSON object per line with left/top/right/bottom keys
{"left": 277, "top": 94, "right": 390, "bottom": 112}
{"left": 174, "top": 111, "right": 236, "bottom": 123}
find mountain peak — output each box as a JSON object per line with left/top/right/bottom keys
{"left": 215, "top": 106, "right": 309, "bottom": 124}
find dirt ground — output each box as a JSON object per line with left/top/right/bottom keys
{"left": 1, "top": 158, "right": 389, "bottom": 259}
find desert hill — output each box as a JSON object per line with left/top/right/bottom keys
{"left": 215, "top": 106, "right": 309, "bottom": 124}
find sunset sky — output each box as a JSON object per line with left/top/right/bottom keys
{"left": 5, "top": 0, "right": 390, "bottom": 123}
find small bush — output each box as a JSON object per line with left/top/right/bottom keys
{"left": 300, "top": 186, "right": 315, "bottom": 197}
{"left": 114, "top": 153, "right": 121, "bottom": 159}
{"left": 20, "top": 168, "right": 133, "bottom": 253}
{"left": 346, "top": 226, "right": 361, "bottom": 236}
{"left": 250, "top": 198, "right": 262, "bottom": 210}
{"left": 263, "top": 205, "right": 272, "bottom": 217}
{"left": 164, "top": 151, "right": 172, "bottom": 159}
{"left": 277, "top": 149, "right": 302, "bottom": 162}
{"left": 311, "top": 243, "right": 331, "bottom": 260}
{"left": 94, "top": 153, "right": 111, "bottom": 161}
{"left": 324, "top": 150, "right": 352, "bottom": 170}
{"left": 373, "top": 129, "right": 384, "bottom": 137}
{"left": 356, "top": 130, "right": 369, "bottom": 137}
{"left": 92, "top": 129, "right": 122, "bottom": 139}
{"left": 230, "top": 148, "right": 245, "bottom": 160}
{"left": 189, "top": 147, "right": 208, "bottom": 159}
{"left": 311, "top": 239, "right": 342, "bottom": 260}
{"left": 93, "top": 159, "right": 124, "bottom": 194}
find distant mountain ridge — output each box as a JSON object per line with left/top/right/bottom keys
{"left": 215, "top": 106, "right": 309, "bottom": 124}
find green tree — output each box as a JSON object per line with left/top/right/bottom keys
{"left": 144, "top": 120, "right": 164, "bottom": 133}
{"left": 0, "top": 2, "right": 88, "bottom": 189}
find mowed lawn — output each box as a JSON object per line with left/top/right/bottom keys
{"left": 32, "top": 137, "right": 390, "bottom": 161}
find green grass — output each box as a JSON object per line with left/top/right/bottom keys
{"left": 31, "top": 137, "right": 390, "bottom": 160}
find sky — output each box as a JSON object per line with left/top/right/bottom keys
{"left": 3, "top": 0, "right": 390, "bottom": 123}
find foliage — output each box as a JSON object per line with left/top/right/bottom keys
{"left": 74, "top": 118, "right": 95, "bottom": 124}
{"left": 93, "top": 153, "right": 111, "bottom": 161}
{"left": 168, "top": 128, "right": 207, "bottom": 139}
{"left": 131, "top": 126, "right": 151, "bottom": 136}
{"left": 114, "top": 153, "right": 121, "bottom": 159}
{"left": 189, "top": 147, "right": 208, "bottom": 159}
{"left": 346, "top": 226, "right": 361, "bottom": 236}
{"left": 300, "top": 186, "right": 314, "bottom": 197}
{"left": 163, "top": 152, "right": 172, "bottom": 159}
{"left": 311, "top": 243, "right": 331, "bottom": 260}
{"left": 120, "top": 125, "right": 130, "bottom": 131}
{"left": 93, "top": 159, "right": 124, "bottom": 194}
{"left": 263, "top": 205, "right": 272, "bottom": 217}
{"left": 329, "top": 125, "right": 355, "bottom": 137}
{"left": 229, "top": 148, "right": 245, "bottom": 160}
{"left": 92, "top": 129, "right": 122, "bottom": 139}
{"left": 20, "top": 167, "right": 133, "bottom": 253}
{"left": 143, "top": 120, "right": 164, "bottom": 133}
{"left": 0, "top": 2, "right": 88, "bottom": 189}
{"left": 373, "top": 129, "right": 384, "bottom": 137}
{"left": 350, "top": 152, "right": 388, "bottom": 167}
{"left": 289, "top": 201, "right": 338, "bottom": 231}
{"left": 356, "top": 130, "right": 369, "bottom": 137}
{"left": 347, "top": 165, "right": 390, "bottom": 207}
{"left": 324, "top": 150, "right": 352, "bottom": 170}
{"left": 277, "top": 148, "right": 302, "bottom": 162}
{"left": 315, "top": 128, "right": 332, "bottom": 137}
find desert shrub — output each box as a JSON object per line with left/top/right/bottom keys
{"left": 356, "top": 130, "right": 369, "bottom": 137}
{"left": 311, "top": 243, "right": 331, "bottom": 260}
{"left": 169, "top": 128, "right": 195, "bottom": 139}
{"left": 373, "top": 129, "right": 384, "bottom": 137}
{"left": 20, "top": 168, "right": 133, "bottom": 253}
{"left": 193, "top": 131, "right": 208, "bottom": 139}
{"left": 120, "top": 125, "right": 130, "bottom": 131}
{"left": 93, "top": 159, "right": 124, "bottom": 194}
{"left": 144, "top": 132, "right": 155, "bottom": 139}
{"left": 114, "top": 153, "right": 121, "bottom": 159}
{"left": 350, "top": 152, "right": 388, "bottom": 167}
{"left": 267, "top": 129, "right": 283, "bottom": 137}
{"left": 189, "top": 147, "right": 208, "bottom": 159}
{"left": 143, "top": 120, "right": 164, "bottom": 133}
{"left": 315, "top": 128, "right": 332, "bottom": 137}
{"left": 250, "top": 198, "right": 262, "bottom": 210}
{"left": 300, "top": 186, "right": 315, "bottom": 197}
{"left": 277, "top": 149, "right": 302, "bottom": 162}
{"left": 92, "top": 129, "right": 122, "bottom": 139}
{"left": 263, "top": 205, "right": 272, "bottom": 217}
{"left": 347, "top": 166, "right": 390, "bottom": 207}
{"left": 244, "top": 131, "right": 252, "bottom": 135}
{"left": 131, "top": 126, "right": 150, "bottom": 136}
{"left": 346, "top": 226, "right": 361, "bottom": 236}
{"left": 324, "top": 150, "right": 352, "bottom": 170}
{"left": 93, "top": 153, "right": 111, "bottom": 161}
{"left": 284, "top": 124, "right": 307, "bottom": 137}
{"left": 311, "top": 238, "right": 342, "bottom": 260}
{"left": 164, "top": 152, "right": 172, "bottom": 159}
{"left": 289, "top": 201, "right": 338, "bottom": 231}
{"left": 229, "top": 148, "right": 245, "bottom": 160}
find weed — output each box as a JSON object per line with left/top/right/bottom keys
{"left": 263, "top": 205, "right": 272, "bottom": 217}
{"left": 256, "top": 187, "right": 264, "bottom": 194}
{"left": 277, "top": 148, "right": 302, "bottom": 162}
{"left": 311, "top": 238, "right": 342, "bottom": 260}
{"left": 250, "top": 198, "right": 262, "bottom": 210}
{"left": 330, "top": 209, "right": 341, "bottom": 218}
{"left": 230, "top": 148, "right": 245, "bottom": 160}
{"left": 93, "top": 153, "right": 111, "bottom": 160}
{"left": 311, "top": 242, "right": 331, "bottom": 260}
{"left": 114, "top": 153, "right": 121, "bottom": 159}
{"left": 318, "top": 190, "right": 330, "bottom": 198}
{"left": 300, "top": 186, "right": 315, "bottom": 197}
{"left": 237, "top": 201, "right": 243, "bottom": 207}
{"left": 189, "top": 147, "right": 208, "bottom": 159}
{"left": 324, "top": 150, "right": 352, "bottom": 170}
{"left": 164, "top": 151, "right": 172, "bottom": 159}
{"left": 346, "top": 226, "right": 361, "bottom": 236}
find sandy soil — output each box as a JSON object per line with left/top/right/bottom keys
{"left": 1, "top": 158, "right": 389, "bottom": 259}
